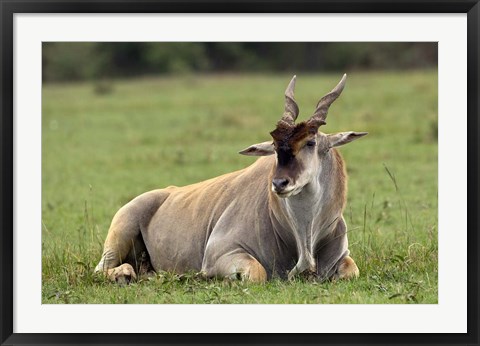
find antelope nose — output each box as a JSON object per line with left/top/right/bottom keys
{"left": 272, "top": 178, "right": 290, "bottom": 191}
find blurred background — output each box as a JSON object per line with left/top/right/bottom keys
{"left": 42, "top": 42, "right": 437, "bottom": 82}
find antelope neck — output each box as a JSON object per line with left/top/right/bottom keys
{"left": 273, "top": 151, "right": 337, "bottom": 277}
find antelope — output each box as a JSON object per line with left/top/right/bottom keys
{"left": 95, "top": 74, "right": 367, "bottom": 284}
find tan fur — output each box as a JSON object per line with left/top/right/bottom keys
{"left": 106, "top": 263, "right": 137, "bottom": 285}
{"left": 242, "top": 258, "right": 268, "bottom": 283}
{"left": 336, "top": 256, "right": 359, "bottom": 279}
{"left": 332, "top": 148, "right": 348, "bottom": 210}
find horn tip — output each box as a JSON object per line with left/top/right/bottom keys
{"left": 336, "top": 73, "right": 347, "bottom": 91}
{"left": 285, "top": 75, "right": 297, "bottom": 96}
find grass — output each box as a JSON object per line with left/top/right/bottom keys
{"left": 42, "top": 71, "right": 438, "bottom": 304}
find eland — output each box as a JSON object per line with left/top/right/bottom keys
{"left": 95, "top": 74, "right": 367, "bottom": 284}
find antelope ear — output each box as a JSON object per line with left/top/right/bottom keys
{"left": 328, "top": 132, "right": 368, "bottom": 148}
{"left": 239, "top": 141, "right": 275, "bottom": 156}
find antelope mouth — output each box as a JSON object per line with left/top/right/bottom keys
{"left": 272, "top": 187, "right": 296, "bottom": 198}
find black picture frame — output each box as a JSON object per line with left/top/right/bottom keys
{"left": 1, "top": 1, "right": 479, "bottom": 345}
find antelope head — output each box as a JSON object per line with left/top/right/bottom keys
{"left": 240, "top": 75, "right": 367, "bottom": 198}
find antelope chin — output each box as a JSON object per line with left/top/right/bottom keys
{"left": 276, "top": 191, "right": 293, "bottom": 198}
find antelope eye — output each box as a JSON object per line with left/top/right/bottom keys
{"left": 306, "top": 140, "right": 316, "bottom": 147}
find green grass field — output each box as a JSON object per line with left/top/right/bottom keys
{"left": 42, "top": 71, "right": 438, "bottom": 304}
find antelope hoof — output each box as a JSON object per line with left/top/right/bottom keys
{"left": 107, "top": 263, "right": 137, "bottom": 285}
{"left": 336, "top": 256, "right": 359, "bottom": 280}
